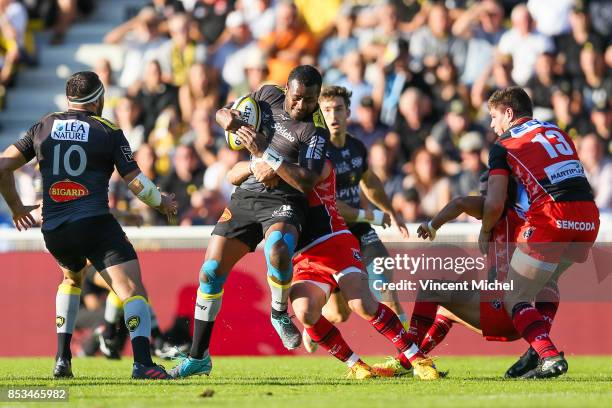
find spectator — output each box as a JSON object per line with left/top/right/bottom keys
{"left": 576, "top": 44, "right": 611, "bottom": 113}
{"left": 452, "top": 0, "right": 505, "bottom": 85}
{"left": 0, "top": 0, "right": 29, "bottom": 62}
{"left": 259, "top": 0, "right": 318, "bottom": 85}
{"left": 94, "top": 58, "right": 122, "bottom": 122}
{"left": 318, "top": 5, "right": 358, "bottom": 82}
{"left": 336, "top": 51, "right": 372, "bottom": 111}
{"left": 347, "top": 96, "right": 390, "bottom": 150}
{"left": 191, "top": 0, "right": 232, "bottom": 45}
{"left": 114, "top": 96, "right": 145, "bottom": 151}
{"left": 157, "top": 13, "right": 206, "bottom": 86}
{"left": 159, "top": 143, "right": 205, "bottom": 221}
{"left": 368, "top": 142, "right": 404, "bottom": 200}
{"left": 238, "top": 0, "right": 275, "bottom": 40}
{"left": 431, "top": 55, "right": 468, "bottom": 117}
{"left": 409, "top": 3, "right": 467, "bottom": 74}
{"left": 403, "top": 147, "right": 452, "bottom": 218}
{"left": 392, "top": 188, "right": 425, "bottom": 223}
{"left": 527, "top": 0, "right": 573, "bottom": 37}
{"left": 181, "top": 188, "right": 226, "bottom": 225}
{"left": 202, "top": 145, "right": 241, "bottom": 202}
{"left": 358, "top": 2, "right": 405, "bottom": 62}
{"left": 149, "top": 107, "right": 185, "bottom": 175}
{"left": 428, "top": 99, "right": 485, "bottom": 168}
{"left": 48, "top": 0, "right": 95, "bottom": 45}
{"left": 451, "top": 132, "right": 486, "bottom": 198}
{"left": 525, "top": 53, "right": 559, "bottom": 120}
{"left": 132, "top": 144, "right": 159, "bottom": 225}
{"left": 497, "top": 4, "right": 554, "bottom": 86}
{"left": 551, "top": 83, "right": 591, "bottom": 138}
{"left": 104, "top": 7, "right": 165, "bottom": 91}
{"left": 587, "top": 0, "right": 612, "bottom": 39}
{"left": 181, "top": 105, "right": 223, "bottom": 168}
{"left": 178, "top": 63, "right": 219, "bottom": 123}
{"left": 386, "top": 87, "right": 434, "bottom": 170}
{"left": 579, "top": 134, "right": 612, "bottom": 209}
{"left": 135, "top": 59, "right": 179, "bottom": 140}
{"left": 212, "top": 11, "right": 256, "bottom": 89}
{"left": 556, "top": 4, "right": 606, "bottom": 80}
{"left": 147, "top": 0, "right": 184, "bottom": 22}
{"left": 590, "top": 100, "right": 610, "bottom": 141}
{"left": 229, "top": 47, "right": 268, "bottom": 98}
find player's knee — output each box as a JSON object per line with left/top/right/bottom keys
{"left": 347, "top": 298, "right": 377, "bottom": 320}
{"left": 295, "top": 307, "right": 320, "bottom": 327}
{"left": 199, "top": 260, "right": 227, "bottom": 296}
{"left": 324, "top": 309, "right": 350, "bottom": 324}
{"left": 265, "top": 231, "right": 295, "bottom": 281}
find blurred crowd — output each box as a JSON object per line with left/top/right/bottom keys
{"left": 1, "top": 0, "right": 611, "bottom": 228}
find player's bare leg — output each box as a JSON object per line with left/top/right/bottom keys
{"left": 301, "top": 291, "right": 351, "bottom": 353}
{"left": 170, "top": 235, "right": 250, "bottom": 378}
{"left": 53, "top": 265, "right": 86, "bottom": 378}
{"left": 290, "top": 281, "right": 375, "bottom": 379}
{"left": 265, "top": 223, "right": 302, "bottom": 349}
{"left": 338, "top": 271, "right": 439, "bottom": 380}
{"left": 97, "top": 259, "right": 170, "bottom": 379}
{"left": 503, "top": 249, "right": 567, "bottom": 379}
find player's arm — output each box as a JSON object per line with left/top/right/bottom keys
{"left": 0, "top": 136, "right": 39, "bottom": 230}
{"left": 360, "top": 169, "right": 408, "bottom": 238}
{"left": 236, "top": 126, "right": 322, "bottom": 193}
{"left": 227, "top": 161, "right": 252, "bottom": 186}
{"left": 417, "top": 196, "right": 485, "bottom": 241}
{"left": 336, "top": 199, "right": 391, "bottom": 227}
{"left": 111, "top": 130, "right": 178, "bottom": 222}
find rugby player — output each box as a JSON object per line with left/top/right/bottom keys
{"left": 227, "top": 159, "right": 439, "bottom": 380}
{"left": 480, "top": 86, "right": 599, "bottom": 378}
{"left": 169, "top": 65, "right": 329, "bottom": 378}
{"left": 376, "top": 173, "right": 564, "bottom": 378}
{"left": 0, "top": 71, "right": 177, "bottom": 380}
{"left": 301, "top": 85, "right": 410, "bottom": 352}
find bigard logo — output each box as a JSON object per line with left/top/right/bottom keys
{"left": 49, "top": 180, "right": 89, "bottom": 202}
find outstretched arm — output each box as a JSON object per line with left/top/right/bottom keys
{"left": 417, "top": 196, "right": 485, "bottom": 240}
{"left": 360, "top": 169, "right": 408, "bottom": 238}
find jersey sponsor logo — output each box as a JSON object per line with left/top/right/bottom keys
{"left": 522, "top": 227, "right": 535, "bottom": 239}
{"left": 351, "top": 157, "right": 363, "bottom": 168}
{"left": 312, "top": 109, "right": 326, "bottom": 129}
{"left": 51, "top": 119, "right": 90, "bottom": 142}
{"left": 49, "top": 180, "right": 89, "bottom": 202}
{"left": 491, "top": 299, "right": 502, "bottom": 310}
{"left": 121, "top": 146, "right": 135, "bottom": 162}
{"left": 272, "top": 205, "right": 294, "bottom": 218}
{"left": 555, "top": 220, "right": 596, "bottom": 231}
{"left": 219, "top": 208, "right": 232, "bottom": 222}
{"left": 338, "top": 185, "right": 360, "bottom": 200}
{"left": 341, "top": 149, "right": 350, "bottom": 158}
{"left": 510, "top": 119, "right": 556, "bottom": 138}
{"left": 543, "top": 160, "right": 585, "bottom": 184}
{"left": 335, "top": 161, "right": 351, "bottom": 174}
{"left": 306, "top": 135, "right": 325, "bottom": 160}
{"left": 352, "top": 247, "right": 361, "bottom": 261}
{"left": 271, "top": 122, "right": 295, "bottom": 142}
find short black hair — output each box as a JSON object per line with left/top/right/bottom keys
{"left": 487, "top": 86, "right": 533, "bottom": 118}
{"left": 66, "top": 71, "right": 102, "bottom": 100}
{"left": 288, "top": 65, "right": 322, "bottom": 89}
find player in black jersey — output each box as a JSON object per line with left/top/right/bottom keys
{"left": 0, "top": 71, "right": 177, "bottom": 380}
{"left": 170, "top": 65, "right": 329, "bottom": 378}
{"left": 300, "top": 86, "right": 410, "bottom": 352}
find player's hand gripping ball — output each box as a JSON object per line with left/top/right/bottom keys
{"left": 225, "top": 95, "right": 261, "bottom": 150}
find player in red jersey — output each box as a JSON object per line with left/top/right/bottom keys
{"left": 480, "top": 87, "right": 599, "bottom": 378}
{"left": 227, "top": 160, "right": 439, "bottom": 380}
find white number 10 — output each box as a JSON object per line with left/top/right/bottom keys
{"left": 52, "top": 144, "right": 87, "bottom": 176}
{"left": 531, "top": 130, "right": 573, "bottom": 159}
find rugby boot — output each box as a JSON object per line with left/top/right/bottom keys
{"left": 53, "top": 358, "right": 73, "bottom": 378}
{"left": 131, "top": 362, "right": 171, "bottom": 380}
{"left": 302, "top": 329, "right": 318, "bottom": 353}
{"left": 372, "top": 357, "right": 413, "bottom": 377}
{"left": 270, "top": 311, "right": 301, "bottom": 350}
{"left": 412, "top": 358, "right": 440, "bottom": 380}
{"left": 169, "top": 352, "right": 212, "bottom": 378}
{"left": 346, "top": 361, "right": 375, "bottom": 380}
{"left": 520, "top": 354, "right": 568, "bottom": 379}
{"left": 505, "top": 346, "right": 539, "bottom": 378}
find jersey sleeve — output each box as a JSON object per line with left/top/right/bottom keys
{"left": 13, "top": 121, "right": 40, "bottom": 162}
{"left": 298, "top": 110, "right": 329, "bottom": 174}
{"left": 112, "top": 130, "right": 140, "bottom": 177}
{"left": 488, "top": 143, "right": 511, "bottom": 176}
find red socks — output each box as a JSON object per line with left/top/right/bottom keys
{"left": 306, "top": 316, "right": 357, "bottom": 364}
{"left": 407, "top": 301, "right": 438, "bottom": 344}
{"left": 535, "top": 284, "right": 560, "bottom": 332}
{"left": 420, "top": 314, "right": 453, "bottom": 354}
{"left": 512, "top": 303, "right": 559, "bottom": 359}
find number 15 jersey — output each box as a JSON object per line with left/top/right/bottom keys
{"left": 488, "top": 118, "right": 593, "bottom": 208}
{"left": 14, "top": 110, "right": 139, "bottom": 231}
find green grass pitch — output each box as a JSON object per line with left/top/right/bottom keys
{"left": 1, "top": 356, "right": 612, "bottom": 407}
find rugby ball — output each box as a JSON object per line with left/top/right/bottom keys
{"left": 225, "top": 95, "right": 261, "bottom": 151}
